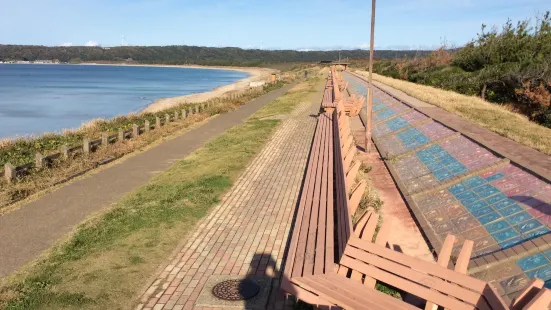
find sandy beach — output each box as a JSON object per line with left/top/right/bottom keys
{"left": 79, "top": 63, "right": 276, "bottom": 113}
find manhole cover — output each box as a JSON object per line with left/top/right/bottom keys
{"left": 212, "top": 279, "right": 260, "bottom": 301}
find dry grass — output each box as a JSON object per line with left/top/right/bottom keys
{"left": 355, "top": 71, "right": 551, "bottom": 155}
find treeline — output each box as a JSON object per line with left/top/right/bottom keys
{"left": 0, "top": 45, "right": 428, "bottom": 66}
{"left": 370, "top": 12, "right": 551, "bottom": 127}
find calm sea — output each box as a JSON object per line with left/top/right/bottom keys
{"left": 0, "top": 64, "right": 248, "bottom": 139}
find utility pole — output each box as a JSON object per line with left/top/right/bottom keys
{"left": 365, "top": 0, "right": 376, "bottom": 152}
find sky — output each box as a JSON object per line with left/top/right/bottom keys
{"left": 0, "top": 0, "right": 549, "bottom": 50}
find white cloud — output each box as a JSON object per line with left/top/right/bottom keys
{"left": 60, "top": 42, "right": 73, "bottom": 47}
{"left": 85, "top": 40, "right": 100, "bottom": 47}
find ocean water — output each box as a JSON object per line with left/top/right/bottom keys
{"left": 0, "top": 64, "right": 248, "bottom": 139}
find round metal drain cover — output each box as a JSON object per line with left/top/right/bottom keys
{"left": 212, "top": 279, "right": 260, "bottom": 300}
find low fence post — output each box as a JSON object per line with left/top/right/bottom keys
{"left": 35, "top": 152, "right": 46, "bottom": 168}
{"left": 133, "top": 124, "right": 140, "bottom": 137}
{"left": 165, "top": 113, "right": 170, "bottom": 124}
{"left": 194, "top": 106, "right": 199, "bottom": 114}
{"left": 174, "top": 111, "right": 179, "bottom": 120}
{"left": 182, "top": 109, "right": 187, "bottom": 119}
{"left": 201, "top": 103, "right": 205, "bottom": 112}
{"left": 145, "top": 120, "right": 150, "bottom": 132}
{"left": 83, "top": 138, "right": 91, "bottom": 155}
{"left": 4, "top": 163, "right": 15, "bottom": 183}
{"left": 118, "top": 129, "right": 125, "bottom": 142}
{"left": 156, "top": 116, "right": 161, "bottom": 129}
{"left": 61, "top": 145, "right": 70, "bottom": 159}
{"left": 101, "top": 133, "right": 109, "bottom": 146}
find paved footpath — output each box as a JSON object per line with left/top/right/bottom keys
{"left": 0, "top": 82, "right": 296, "bottom": 279}
{"left": 137, "top": 86, "right": 322, "bottom": 310}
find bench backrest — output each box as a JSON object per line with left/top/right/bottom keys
{"left": 341, "top": 237, "right": 509, "bottom": 310}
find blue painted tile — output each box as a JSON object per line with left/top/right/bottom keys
{"left": 545, "top": 280, "right": 551, "bottom": 289}
{"left": 434, "top": 169, "right": 452, "bottom": 181}
{"left": 456, "top": 191, "right": 476, "bottom": 200}
{"left": 487, "top": 193, "right": 508, "bottom": 205}
{"left": 498, "top": 204, "right": 524, "bottom": 216}
{"left": 473, "top": 184, "right": 495, "bottom": 194}
{"left": 441, "top": 158, "right": 455, "bottom": 166}
{"left": 523, "top": 228, "right": 551, "bottom": 240}
{"left": 465, "top": 200, "right": 489, "bottom": 212}
{"left": 464, "top": 176, "right": 486, "bottom": 188}
{"left": 485, "top": 220, "right": 510, "bottom": 233}
{"left": 493, "top": 199, "right": 517, "bottom": 210}
{"left": 492, "top": 228, "right": 520, "bottom": 243}
{"left": 450, "top": 166, "right": 468, "bottom": 175}
{"left": 517, "top": 253, "right": 550, "bottom": 271}
{"left": 476, "top": 187, "right": 500, "bottom": 198}
{"left": 427, "top": 162, "right": 444, "bottom": 171}
{"left": 515, "top": 219, "right": 544, "bottom": 234}
{"left": 544, "top": 249, "right": 551, "bottom": 260}
{"left": 485, "top": 173, "right": 505, "bottom": 182}
{"left": 449, "top": 184, "right": 468, "bottom": 196}
{"left": 473, "top": 206, "right": 494, "bottom": 217}
{"left": 499, "top": 236, "right": 523, "bottom": 249}
{"left": 460, "top": 196, "right": 479, "bottom": 206}
{"left": 507, "top": 212, "right": 533, "bottom": 226}
{"left": 479, "top": 212, "right": 501, "bottom": 225}
{"left": 526, "top": 265, "right": 551, "bottom": 281}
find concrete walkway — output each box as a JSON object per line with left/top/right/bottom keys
{"left": 0, "top": 82, "right": 296, "bottom": 279}
{"left": 137, "top": 84, "right": 322, "bottom": 310}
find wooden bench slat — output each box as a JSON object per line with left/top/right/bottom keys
{"left": 340, "top": 254, "right": 485, "bottom": 310}
{"left": 347, "top": 237, "right": 489, "bottom": 291}
{"left": 341, "top": 248, "right": 488, "bottom": 307}
{"left": 285, "top": 113, "right": 327, "bottom": 279}
{"left": 294, "top": 114, "right": 328, "bottom": 278}
{"left": 324, "top": 112, "right": 335, "bottom": 274}
{"left": 296, "top": 274, "right": 418, "bottom": 310}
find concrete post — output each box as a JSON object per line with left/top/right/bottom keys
{"left": 182, "top": 109, "right": 187, "bottom": 119}
{"left": 35, "top": 152, "right": 46, "bottom": 168}
{"left": 201, "top": 103, "right": 205, "bottom": 112}
{"left": 101, "top": 133, "right": 109, "bottom": 146}
{"left": 174, "top": 111, "right": 179, "bottom": 120}
{"left": 118, "top": 129, "right": 125, "bottom": 142}
{"left": 165, "top": 113, "right": 170, "bottom": 124}
{"left": 156, "top": 116, "right": 161, "bottom": 128}
{"left": 133, "top": 124, "right": 140, "bottom": 137}
{"left": 194, "top": 106, "right": 199, "bottom": 114}
{"left": 61, "top": 145, "right": 70, "bottom": 159}
{"left": 83, "top": 138, "right": 91, "bottom": 155}
{"left": 144, "top": 120, "right": 150, "bottom": 132}
{"left": 4, "top": 163, "right": 15, "bottom": 183}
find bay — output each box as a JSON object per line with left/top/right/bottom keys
{"left": 0, "top": 64, "right": 248, "bottom": 139}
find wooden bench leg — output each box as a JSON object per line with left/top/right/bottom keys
{"left": 425, "top": 234, "right": 456, "bottom": 310}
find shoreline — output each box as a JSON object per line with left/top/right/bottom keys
{"left": 77, "top": 63, "right": 276, "bottom": 113}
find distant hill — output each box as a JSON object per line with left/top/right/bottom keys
{"left": 0, "top": 45, "right": 431, "bottom": 66}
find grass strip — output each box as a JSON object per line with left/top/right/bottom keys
{"left": 0, "top": 78, "right": 320, "bottom": 310}
{"left": 356, "top": 71, "right": 551, "bottom": 155}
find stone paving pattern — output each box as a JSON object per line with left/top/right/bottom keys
{"left": 137, "top": 94, "right": 320, "bottom": 310}
{"left": 344, "top": 72, "right": 551, "bottom": 301}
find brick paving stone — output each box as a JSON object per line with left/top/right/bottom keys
{"left": 138, "top": 92, "right": 320, "bottom": 309}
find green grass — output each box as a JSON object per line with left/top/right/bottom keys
{"left": 0, "top": 78, "right": 320, "bottom": 310}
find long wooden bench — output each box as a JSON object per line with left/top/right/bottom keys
{"left": 281, "top": 111, "right": 335, "bottom": 305}
{"left": 282, "top": 72, "right": 551, "bottom": 309}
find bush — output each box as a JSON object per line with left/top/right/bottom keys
{"left": 367, "top": 12, "right": 551, "bottom": 127}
